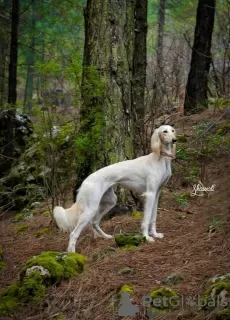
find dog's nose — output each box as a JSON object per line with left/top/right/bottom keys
{"left": 172, "top": 139, "right": 177, "bottom": 143}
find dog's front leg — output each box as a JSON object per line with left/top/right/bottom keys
{"left": 142, "top": 191, "right": 156, "bottom": 242}
{"left": 149, "top": 190, "right": 164, "bottom": 238}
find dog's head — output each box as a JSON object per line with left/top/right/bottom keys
{"left": 151, "top": 125, "right": 177, "bottom": 159}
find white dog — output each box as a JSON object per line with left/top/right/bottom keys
{"left": 54, "top": 125, "right": 177, "bottom": 252}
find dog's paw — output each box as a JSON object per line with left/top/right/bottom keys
{"left": 153, "top": 232, "right": 164, "bottom": 239}
{"left": 104, "top": 234, "right": 113, "bottom": 239}
{"left": 146, "top": 236, "right": 155, "bottom": 243}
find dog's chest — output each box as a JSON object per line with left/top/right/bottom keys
{"left": 160, "top": 163, "right": 172, "bottom": 185}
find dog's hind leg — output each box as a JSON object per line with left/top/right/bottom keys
{"left": 92, "top": 188, "right": 117, "bottom": 239}
{"left": 68, "top": 207, "right": 98, "bottom": 252}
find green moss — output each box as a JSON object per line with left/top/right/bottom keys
{"left": 12, "top": 213, "right": 25, "bottom": 222}
{"left": 43, "top": 210, "right": 51, "bottom": 217}
{"left": 201, "top": 281, "right": 230, "bottom": 310}
{"left": 119, "top": 245, "right": 137, "bottom": 251}
{"left": 36, "top": 227, "right": 52, "bottom": 237}
{"left": 115, "top": 232, "right": 146, "bottom": 247}
{"left": 217, "top": 123, "right": 230, "bottom": 136}
{"left": 2, "top": 283, "right": 20, "bottom": 297}
{"left": 0, "top": 295, "right": 20, "bottom": 316}
{"left": 21, "top": 251, "right": 87, "bottom": 284}
{"left": 15, "top": 224, "right": 29, "bottom": 233}
{"left": 119, "top": 284, "right": 133, "bottom": 295}
{"left": 18, "top": 272, "right": 46, "bottom": 305}
{"left": 216, "top": 308, "right": 230, "bottom": 320}
{"left": 150, "top": 287, "right": 179, "bottom": 310}
{"left": 131, "top": 211, "right": 143, "bottom": 219}
{"left": 0, "top": 251, "right": 87, "bottom": 315}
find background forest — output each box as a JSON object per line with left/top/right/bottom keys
{"left": 0, "top": 0, "right": 229, "bottom": 211}
{"left": 0, "top": 1, "right": 230, "bottom": 320}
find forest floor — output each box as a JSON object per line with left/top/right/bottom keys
{"left": 0, "top": 108, "right": 230, "bottom": 320}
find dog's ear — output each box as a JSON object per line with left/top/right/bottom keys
{"left": 151, "top": 128, "right": 161, "bottom": 159}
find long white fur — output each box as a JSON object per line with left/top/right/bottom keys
{"left": 53, "top": 125, "right": 177, "bottom": 252}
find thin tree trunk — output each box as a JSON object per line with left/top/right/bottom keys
{"left": 184, "top": 0, "right": 216, "bottom": 114}
{"left": 132, "top": 0, "right": 147, "bottom": 156}
{"left": 152, "top": 0, "right": 166, "bottom": 107}
{"left": 8, "top": 0, "right": 19, "bottom": 105}
{"left": 6, "top": 0, "right": 19, "bottom": 158}
{"left": 0, "top": 0, "right": 10, "bottom": 105}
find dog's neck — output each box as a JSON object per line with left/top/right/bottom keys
{"left": 160, "top": 144, "right": 174, "bottom": 159}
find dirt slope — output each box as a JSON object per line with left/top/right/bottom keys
{"left": 0, "top": 109, "right": 230, "bottom": 320}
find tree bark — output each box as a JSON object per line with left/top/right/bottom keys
{"left": 184, "top": 0, "right": 216, "bottom": 114}
{"left": 24, "top": 1, "right": 36, "bottom": 113}
{"left": 74, "top": 0, "right": 147, "bottom": 198}
{"left": 152, "top": 0, "right": 166, "bottom": 108}
{"left": 0, "top": 0, "right": 10, "bottom": 105}
{"left": 6, "top": 0, "right": 19, "bottom": 158}
{"left": 132, "top": 0, "right": 147, "bottom": 156}
{"left": 8, "top": 0, "right": 19, "bottom": 105}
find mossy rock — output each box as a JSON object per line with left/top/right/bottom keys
{"left": 131, "top": 211, "right": 143, "bottom": 219}
{"left": 15, "top": 224, "right": 29, "bottom": 233}
{"left": 0, "top": 295, "right": 20, "bottom": 316}
{"left": 118, "top": 267, "right": 134, "bottom": 275}
{"left": 119, "top": 284, "right": 134, "bottom": 295}
{"left": 216, "top": 308, "right": 230, "bottom": 320}
{"left": 115, "top": 232, "right": 146, "bottom": 247}
{"left": 12, "top": 209, "right": 34, "bottom": 223}
{"left": 20, "top": 251, "right": 87, "bottom": 284}
{"left": 207, "top": 274, "right": 230, "bottom": 286}
{"left": 150, "top": 287, "right": 179, "bottom": 310}
{"left": 18, "top": 271, "right": 46, "bottom": 305}
{"left": 201, "top": 281, "right": 230, "bottom": 311}
{"left": 0, "top": 251, "right": 87, "bottom": 316}
{"left": 162, "top": 274, "right": 184, "bottom": 285}
{"left": 36, "top": 227, "right": 52, "bottom": 237}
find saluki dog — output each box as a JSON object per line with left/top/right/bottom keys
{"left": 54, "top": 125, "right": 177, "bottom": 252}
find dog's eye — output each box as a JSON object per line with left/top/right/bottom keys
{"left": 163, "top": 130, "right": 168, "bottom": 133}
{"left": 172, "top": 130, "right": 174, "bottom": 132}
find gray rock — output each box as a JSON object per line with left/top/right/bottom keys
{"left": 162, "top": 274, "right": 184, "bottom": 285}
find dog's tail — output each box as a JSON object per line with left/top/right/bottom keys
{"left": 53, "top": 203, "right": 80, "bottom": 232}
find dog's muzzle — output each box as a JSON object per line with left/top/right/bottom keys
{"left": 172, "top": 139, "right": 177, "bottom": 144}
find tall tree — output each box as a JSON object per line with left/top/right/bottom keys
{"left": 6, "top": 0, "right": 19, "bottom": 159}
{"left": 132, "top": 0, "right": 147, "bottom": 156}
{"left": 0, "top": 0, "right": 10, "bottom": 105}
{"left": 74, "top": 0, "right": 147, "bottom": 196}
{"left": 184, "top": 0, "right": 216, "bottom": 114}
{"left": 8, "top": 0, "right": 19, "bottom": 105}
{"left": 152, "top": 0, "right": 166, "bottom": 107}
{"left": 24, "top": 0, "right": 36, "bottom": 113}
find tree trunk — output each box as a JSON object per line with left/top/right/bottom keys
{"left": 8, "top": 0, "right": 19, "bottom": 105}
{"left": 6, "top": 0, "right": 19, "bottom": 158}
{"left": 24, "top": 1, "right": 36, "bottom": 113}
{"left": 74, "top": 0, "right": 147, "bottom": 198}
{"left": 152, "top": 0, "right": 166, "bottom": 107}
{"left": 0, "top": 0, "right": 10, "bottom": 105}
{"left": 184, "top": 0, "right": 216, "bottom": 114}
{"left": 132, "top": 0, "right": 147, "bottom": 156}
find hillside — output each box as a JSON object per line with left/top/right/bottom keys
{"left": 0, "top": 108, "right": 230, "bottom": 320}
